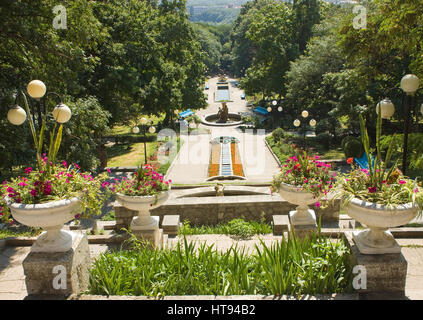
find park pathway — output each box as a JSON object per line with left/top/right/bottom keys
{"left": 166, "top": 76, "right": 280, "bottom": 184}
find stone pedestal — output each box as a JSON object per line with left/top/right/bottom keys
{"left": 114, "top": 201, "right": 136, "bottom": 231}
{"left": 345, "top": 232, "right": 407, "bottom": 295}
{"left": 162, "top": 215, "right": 180, "bottom": 237}
{"left": 272, "top": 215, "right": 290, "bottom": 235}
{"left": 288, "top": 209, "right": 317, "bottom": 240}
{"left": 22, "top": 232, "right": 90, "bottom": 297}
{"left": 130, "top": 216, "right": 163, "bottom": 248}
{"left": 289, "top": 223, "right": 318, "bottom": 240}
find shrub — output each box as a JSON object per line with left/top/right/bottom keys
{"left": 380, "top": 133, "right": 423, "bottom": 169}
{"left": 315, "top": 133, "right": 332, "bottom": 150}
{"left": 341, "top": 136, "right": 358, "bottom": 150}
{"left": 272, "top": 128, "right": 286, "bottom": 141}
{"left": 343, "top": 138, "right": 364, "bottom": 159}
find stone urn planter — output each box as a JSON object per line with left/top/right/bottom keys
{"left": 116, "top": 188, "right": 170, "bottom": 229}
{"left": 6, "top": 197, "right": 81, "bottom": 253}
{"left": 345, "top": 197, "right": 419, "bottom": 254}
{"left": 278, "top": 183, "right": 318, "bottom": 226}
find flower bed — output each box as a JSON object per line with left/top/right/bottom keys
{"left": 231, "top": 142, "right": 244, "bottom": 177}
{"left": 208, "top": 143, "right": 221, "bottom": 177}
{"left": 88, "top": 234, "right": 353, "bottom": 297}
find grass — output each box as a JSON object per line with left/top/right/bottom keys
{"left": 0, "top": 227, "right": 42, "bottom": 239}
{"left": 179, "top": 218, "right": 272, "bottom": 239}
{"left": 101, "top": 211, "right": 115, "bottom": 221}
{"left": 88, "top": 232, "right": 353, "bottom": 297}
{"left": 266, "top": 134, "right": 344, "bottom": 163}
{"left": 106, "top": 142, "right": 158, "bottom": 167}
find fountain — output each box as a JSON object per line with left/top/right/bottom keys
{"left": 202, "top": 102, "right": 243, "bottom": 127}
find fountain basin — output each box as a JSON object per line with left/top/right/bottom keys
{"left": 201, "top": 113, "right": 243, "bottom": 127}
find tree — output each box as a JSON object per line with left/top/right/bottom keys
{"left": 237, "top": 0, "right": 297, "bottom": 97}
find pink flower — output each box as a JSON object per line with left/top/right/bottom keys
{"left": 62, "top": 160, "right": 67, "bottom": 167}
{"left": 74, "top": 214, "right": 80, "bottom": 219}
{"left": 414, "top": 188, "right": 419, "bottom": 193}
{"left": 399, "top": 180, "right": 406, "bottom": 185}
{"left": 315, "top": 202, "right": 321, "bottom": 208}
{"left": 25, "top": 167, "right": 32, "bottom": 174}
{"left": 30, "top": 189, "right": 37, "bottom": 197}
{"left": 368, "top": 186, "right": 377, "bottom": 193}
{"left": 106, "top": 168, "right": 111, "bottom": 173}
{"left": 361, "top": 169, "right": 369, "bottom": 175}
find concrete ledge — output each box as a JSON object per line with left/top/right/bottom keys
{"left": 273, "top": 215, "right": 290, "bottom": 235}
{"left": 70, "top": 293, "right": 359, "bottom": 300}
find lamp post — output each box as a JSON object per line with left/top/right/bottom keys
{"left": 267, "top": 100, "right": 283, "bottom": 130}
{"left": 133, "top": 117, "right": 155, "bottom": 165}
{"left": 400, "top": 74, "right": 420, "bottom": 175}
{"left": 301, "top": 110, "right": 310, "bottom": 139}
{"left": 7, "top": 80, "right": 70, "bottom": 163}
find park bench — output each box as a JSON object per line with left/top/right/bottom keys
{"left": 253, "top": 106, "right": 269, "bottom": 115}
{"left": 179, "top": 109, "right": 194, "bottom": 119}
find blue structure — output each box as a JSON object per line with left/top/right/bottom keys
{"left": 179, "top": 109, "right": 194, "bottom": 119}
{"left": 241, "top": 93, "right": 246, "bottom": 100}
{"left": 354, "top": 152, "right": 375, "bottom": 170}
{"left": 205, "top": 83, "right": 209, "bottom": 90}
{"left": 253, "top": 106, "right": 269, "bottom": 116}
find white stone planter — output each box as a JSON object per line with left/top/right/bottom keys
{"left": 278, "top": 183, "right": 318, "bottom": 226}
{"left": 6, "top": 197, "right": 81, "bottom": 253}
{"left": 116, "top": 188, "right": 170, "bottom": 229}
{"left": 345, "top": 197, "right": 419, "bottom": 254}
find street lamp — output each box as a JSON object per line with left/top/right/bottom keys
{"left": 267, "top": 100, "right": 283, "bottom": 129}
{"left": 133, "top": 117, "right": 155, "bottom": 164}
{"left": 293, "top": 119, "right": 301, "bottom": 127}
{"left": 376, "top": 98, "right": 395, "bottom": 119}
{"left": 400, "top": 74, "right": 420, "bottom": 174}
{"left": 6, "top": 80, "right": 70, "bottom": 166}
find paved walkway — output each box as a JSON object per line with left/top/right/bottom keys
{"left": 166, "top": 77, "right": 280, "bottom": 184}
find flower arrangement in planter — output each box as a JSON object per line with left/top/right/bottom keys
{"left": 333, "top": 111, "right": 423, "bottom": 254}
{"left": 109, "top": 164, "right": 171, "bottom": 233}
{"left": 270, "top": 152, "right": 337, "bottom": 226}
{"left": 0, "top": 84, "right": 109, "bottom": 252}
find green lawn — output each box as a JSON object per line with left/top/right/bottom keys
{"left": 106, "top": 142, "right": 158, "bottom": 167}
{"left": 0, "top": 227, "right": 42, "bottom": 239}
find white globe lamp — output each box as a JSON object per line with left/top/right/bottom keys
{"left": 401, "top": 74, "right": 419, "bottom": 95}
{"left": 7, "top": 106, "right": 27, "bottom": 125}
{"left": 52, "top": 103, "right": 72, "bottom": 123}
{"left": 376, "top": 98, "right": 395, "bottom": 119}
{"left": 27, "top": 80, "right": 46, "bottom": 99}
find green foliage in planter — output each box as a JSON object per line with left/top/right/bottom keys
{"left": 88, "top": 233, "right": 353, "bottom": 296}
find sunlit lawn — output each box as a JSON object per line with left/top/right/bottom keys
{"left": 319, "top": 148, "right": 345, "bottom": 160}
{"left": 106, "top": 142, "right": 158, "bottom": 167}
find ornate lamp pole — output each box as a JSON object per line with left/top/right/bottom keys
{"left": 400, "top": 74, "right": 420, "bottom": 174}
{"left": 7, "top": 80, "right": 71, "bottom": 167}
{"left": 132, "top": 117, "right": 156, "bottom": 165}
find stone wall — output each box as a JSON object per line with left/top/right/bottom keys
{"left": 149, "top": 194, "right": 339, "bottom": 226}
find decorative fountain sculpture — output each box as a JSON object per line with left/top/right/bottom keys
{"left": 217, "top": 102, "right": 229, "bottom": 123}
{"left": 215, "top": 183, "right": 225, "bottom": 196}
